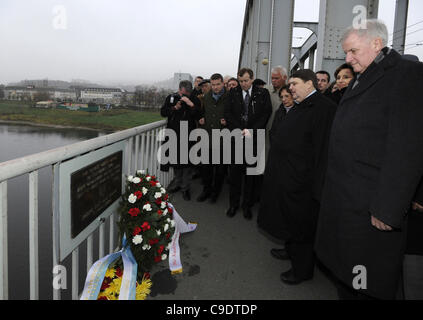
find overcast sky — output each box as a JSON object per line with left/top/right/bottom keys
{"left": 1, "top": 0, "right": 422, "bottom": 86}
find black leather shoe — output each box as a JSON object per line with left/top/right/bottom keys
{"left": 226, "top": 206, "right": 238, "bottom": 218}
{"left": 270, "top": 248, "right": 290, "bottom": 260}
{"left": 243, "top": 207, "right": 253, "bottom": 220}
{"left": 209, "top": 193, "right": 219, "bottom": 203}
{"left": 168, "top": 186, "right": 181, "bottom": 194}
{"left": 197, "top": 190, "right": 211, "bottom": 202}
{"left": 280, "top": 269, "right": 312, "bottom": 285}
{"left": 182, "top": 190, "right": 191, "bottom": 201}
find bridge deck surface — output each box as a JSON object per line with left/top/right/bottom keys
{"left": 148, "top": 176, "right": 337, "bottom": 300}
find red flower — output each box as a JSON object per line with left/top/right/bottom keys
{"left": 115, "top": 268, "right": 123, "bottom": 278}
{"left": 166, "top": 233, "right": 171, "bottom": 239}
{"left": 141, "top": 222, "right": 151, "bottom": 232}
{"left": 133, "top": 227, "right": 142, "bottom": 236}
{"left": 167, "top": 206, "right": 173, "bottom": 214}
{"left": 158, "top": 245, "right": 165, "bottom": 254}
{"left": 143, "top": 272, "right": 151, "bottom": 280}
{"left": 101, "top": 277, "right": 112, "bottom": 291}
{"left": 164, "top": 194, "right": 169, "bottom": 201}
{"left": 151, "top": 176, "right": 156, "bottom": 181}
{"left": 149, "top": 238, "right": 159, "bottom": 246}
{"left": 157, "top": 209, "right": 163, "bottom": 216}
{"left": 155, "top": 198, "right": 162, "bottom": 205}
{"left": 134, "top": 191, "right": 143, "bottom": 199}
{"left": 154, "top": 256, "right": 161, "bottom": 263}
{"left": 149, "top": 181, "right": 157, "bottom": 187}
{"left": 98, "top": 296, "right": 108, "bottom": 300}
{"left": 128, "top": 208, "right": 140, "bottom": 217}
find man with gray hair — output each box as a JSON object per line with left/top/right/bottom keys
{"left": 264, "top": 66, "right": 288, "bottom": 158}
{"left": 315, "top": 19, "right": 423, "bottom": 300}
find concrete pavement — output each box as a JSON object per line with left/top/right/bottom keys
{"left": 148, "top": 177, "right": 338, "bottom": 300}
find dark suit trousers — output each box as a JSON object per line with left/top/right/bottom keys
{"left": 200, "top": 163, "right": 226, "bottom": 195}
{"left": 229, "top": 164, "right": 255, "bottom": 208}
{"left": 286, "top": 241, "right": 315, "bottom": 280}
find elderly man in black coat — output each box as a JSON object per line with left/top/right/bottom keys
{"left": 315, "top": 19, "right": 423, "bottom": 300}
{"left": 258, "top": 70, "right": 336, "bottom": 285}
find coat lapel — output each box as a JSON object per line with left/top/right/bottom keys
{"left": 341, "top": 61, "right": 385, "bottom": 103}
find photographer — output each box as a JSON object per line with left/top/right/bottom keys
{"left": 160, "top": 80, "right": 202, "bottom": 201}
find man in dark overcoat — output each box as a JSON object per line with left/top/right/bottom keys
{"left": 197, "top": 73, "right": 229, "bottom": 203}
{"left": 160, "top": 80, "right": 202, "bottom": 201}
{"left": 224, "top": 68, "right": 272, "bottom": 220}
{"left": 257, "top": 70, "right": 336, "bottom": 284}
{"left": 315, "top": 19, "right": 423, "bottom": 300}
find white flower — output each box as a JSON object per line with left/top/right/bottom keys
{"left": 170, "top": 220, "right": 176, "bottom": 228}
{"left": 142, "top": 244, "right": 151, "bottom": 251}
{"left": 167, "top": 243, "right": 172, "bottom": 250}
{"left": 137, "top": 170, "right": 146, "bottom": 175}
{"left": 161, "top": 202, "right": 167, "bottom": 209}
{"left": 154, "top": 192, "right": 162, "bottom": 199}
{"left": 160, "top": 187, "right": 166, "bottom": 194}
{"left": 166, "top": 218, "right": 171, "bottom": 223}
{"left": 128, "top": 194, "right": 137, "bottom": 204}
{"left": 146, "top": 176, "right": 151, "bottom": 181}
{"left": 143, "top": 203, "right": 152, "bottom": 212}
{"left": 127, "top": 175, "right": 134, "bottom": 182}
{"left": 156, "top": 183, "right": 161, "bottom": 188}
{"left": 164, "top": 224, "right": 169, "bottom": 232}
{"left": 156, "top": 230, "right": 162, "bottom": 236}
{"left": 161, "top": 254, "right": 167, "bottom": 261}
{"left": 142, "top": 187, "right": 148, "bottom": 195}
{"left": 132, "top": 235, "right": 143, "bottom": 245}
{"left": 163, "top": 209, "right": 168, "bottom": 216}
{"left": 132, "top": 177, "right": 141, "bottom": 184}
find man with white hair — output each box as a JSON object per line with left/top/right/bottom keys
{"left": 262, "top": 66, "right": 288, "bottom": 168}
{"left": 315, "top": 19, "right": 423, "bottom": 300}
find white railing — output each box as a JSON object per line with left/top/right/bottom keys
{"left": 0, "top": 120, "right": 172, "bottom": 300}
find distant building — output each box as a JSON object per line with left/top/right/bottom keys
{"left": 4, "top": 86, "right": 76, "bottom": 101}
{"left": 80, "top": 87, "right": 124, "bottom": 104}
{"left": 173, "top": 73, "right": 193, "bottom": 90}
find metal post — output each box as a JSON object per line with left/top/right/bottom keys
{"left": 256, "top": 0, "right": 272, "bottom": 82}
{"left": 99, "top": 221, "right": 105, "bottom": 259}
{"left": 134, "top": 135, "right": 140, "bottom": 171}
{"left": 72, "top": 248, "right": 79, "bottom": 300}
{"left": 0, "top": 181, "right": 8, "bottom": 300}
{"left": 392, "top": 0, "right": 409, "bottom": 54}
{"left": 145, "top": 131, "right": 151, "bottom": 174}
{"left": 52, "top": 163, "right": 61, "bottom": 300}
{"left": 29, "top": 171, "right": 39, "bottom": 300}
{"left": 109, "top": 213, "right": 114, "bottom": 254}
{"left": 86, "top": 234, "right": 93, "bottom": 273}
{"left": 269, "top": 0, "right": 294, "bottom": 73}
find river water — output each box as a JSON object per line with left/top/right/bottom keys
{"left": 0, "top": 123, "right": 107, "bottom": 300}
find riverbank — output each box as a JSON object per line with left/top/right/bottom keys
{"left": 0, "top": 101, "right": 163, "bottom": 132}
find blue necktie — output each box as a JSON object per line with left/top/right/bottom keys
{"left": 243, "top": 91, "right": 250, "bottom": 122}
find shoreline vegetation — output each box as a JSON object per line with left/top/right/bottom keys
{"left": 0, "top": 101, "right": 163, "bottom": 133}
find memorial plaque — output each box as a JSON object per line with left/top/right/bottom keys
{"left": 70, "top": 151, "right": 123, "bottom": 238}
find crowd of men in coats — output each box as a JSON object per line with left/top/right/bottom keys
{"left": 160, "top": 19, "right": 423, "bottom": 300}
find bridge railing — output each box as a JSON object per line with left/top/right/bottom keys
{"left": 0, "top": 120, "right": 172, "bottom": 300}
